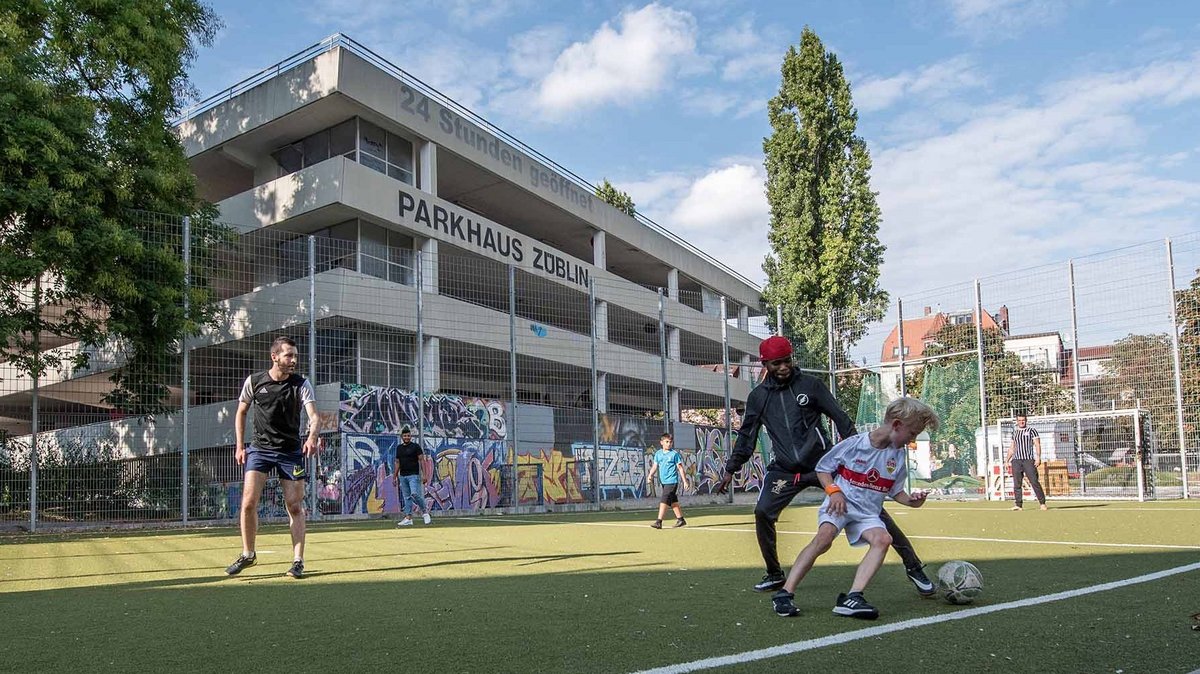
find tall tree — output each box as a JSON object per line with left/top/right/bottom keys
{"left": 762, "top": 27, "right": 887, "bottom": 365}
{"left": 0, "top": 1, "right": 221, "bottom": 414}
{"left": 595, "top": 178, "right": 636, "bottom": 217}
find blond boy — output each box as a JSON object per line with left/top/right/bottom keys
{"left": 772, "top": 397, "right": 940, "bottom": 619}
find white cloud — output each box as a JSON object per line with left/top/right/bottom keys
{"left": 855, "top": 56, "right": 985, "bottom": 112}
{"left": 507, "top": 25, "right": 571, "bottom": 81}
{"left": 870, "top": 50, "right": 1200, "bottom": 297}
{"left": 709, "top": 16, "right": 784, "bottom": 82}
{"left": 533, "top": 3, "right": 699, "bottom": 116}
{"left": 943, "top": 0, "right": 1072, "bottom": 37}
{"left": 625, "top": 163, "right": 770, "bottom": 285}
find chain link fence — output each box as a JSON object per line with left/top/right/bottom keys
{"left": 5, "top": 212, "right": 1200, "bottom": 531}
{"left": 831, "top": 238, "right": 1200, "bottom": 502}
{"left": 1, "top": 212, "right": 772, "bottom": 529}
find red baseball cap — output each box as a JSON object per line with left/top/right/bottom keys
{"left": 759, "top": 335, "right": 793, "bottom": 362}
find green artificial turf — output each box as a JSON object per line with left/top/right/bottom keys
{"left": 2, "top": 501, "right": 1198, "bottom": 673}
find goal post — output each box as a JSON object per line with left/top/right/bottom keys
{"left": 985, "top": 409, "right": 1159, "bottom": 502}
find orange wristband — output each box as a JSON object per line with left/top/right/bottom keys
{"left": 824, "top": 484, "right": 842, "bottom": 496}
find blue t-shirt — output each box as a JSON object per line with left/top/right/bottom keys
{"left": 653, "top": 448, "right": 682, "bottom": 485}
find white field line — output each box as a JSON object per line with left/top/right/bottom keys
{"left": 629, "top": 561, "right": 1200, "bottom": 674}
{"left": 463, "top": 517, "right": 1200, "bottom": 551}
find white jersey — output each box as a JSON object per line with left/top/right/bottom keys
{"left": 815, "top": 432, "right": 907, "bottom": 521}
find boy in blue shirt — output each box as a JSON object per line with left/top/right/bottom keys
{"left": 647, "top": 432, "right": 690, "bottom": 529}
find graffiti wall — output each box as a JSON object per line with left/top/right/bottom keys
{"left": 689, "top": 424, "right": 768, "bottom": 494}
{"left": 339, "top": 385, "right": 507, "bottom": 440}
{"left": 424, "top": 438, "right": 506, "bottom": 511}
{"left": 338, "top": 385, "right": 510, "bottom": 514}
{"left": 517, "top": 447, "right": 587, "bottom": 505}
{"left": 573, "top": 443, "right": 649, "bottom": 500}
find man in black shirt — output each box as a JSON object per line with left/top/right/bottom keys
{"left": 392, "top": 427, "right": 431, "bottom": 526}
{"left": 715, "top": 335, "right": 935, "bottom": 596}
{"left": 226, "top": 336, "right": 320, "bottom": 578}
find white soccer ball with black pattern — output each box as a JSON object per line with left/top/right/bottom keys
{"left": 936, "top": 560, "right": 983, "bottom": 605}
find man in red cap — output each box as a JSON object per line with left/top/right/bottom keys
{"left": 716, "top": 335, "right": 935, "bottom": 596}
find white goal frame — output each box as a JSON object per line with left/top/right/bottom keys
{"left": 987, "top": 408, "right": 1155, "bottom": 502}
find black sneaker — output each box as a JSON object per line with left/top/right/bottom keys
{"left": 833, "top": 592, "right": 879, "bottom": 620}
{"left": 673, "top": 518, "right": 687, "bottom": 528}
{"left": 286, "top": 560, "right": 304, "bottom": 579}
{"left": 906, "top": 565, "right": 936, "bottom": 597}
{"left": 225, "top": 553, "right": 256, "bottom": 576}
{"left": 771, "top": 590, "right": 801, "bottom": 617}
{"left": 754, "top": 573, "right": 786, "bottom": 592}
{"left": 650, "top": 520, "right": 663, "bottom": 529}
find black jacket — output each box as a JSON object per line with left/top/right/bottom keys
{"left": 725, "top": 372, "right": 856, "bottom": 474}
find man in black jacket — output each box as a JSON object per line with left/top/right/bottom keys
{"left": 715, "top": 335, "right": 935, "bottom": 596}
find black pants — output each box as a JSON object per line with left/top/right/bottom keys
{"left": 754, "top": 467, "right": 922, "bottom": 577}
{"left": 1011, "top": 459, "right": 1046, "bottom": 506}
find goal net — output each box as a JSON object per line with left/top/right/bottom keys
{"left": 983, "top": 409, "right": 1157, "bottom": 501}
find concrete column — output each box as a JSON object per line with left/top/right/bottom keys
{"left": 596, "top": 300, "right": 609, "bottom": 342}
{"left": 668, "top": 326, "right": 681, "bottom": 361}
{"left": 667, "top": 268, "right": 679, "bottom": 301}
{"left": 419, "top": 141, "right": 437, "bottom": 196}
{"left": 738, "top": 305, "right": 749, "bottom": 332}
{"left": 422, "top": 336, "right": 441, "bottom": 392}
{"left": 420, "top": 237, "right": 439, "bottom": 294}
{"left": 669, "top": 387, "right": 680, "bottom": 423}
{"left": 596, "top": 372, "right": 608, "bottom": 413}
{"left": 592, "top": 229, "right": 606, "bottom": 270}
{"left": 740, "top": 353, "right": 752, "bottom": 382}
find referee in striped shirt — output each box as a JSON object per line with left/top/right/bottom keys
{"left": 1006, "top": 414, "right": 1047, "bottom": 510}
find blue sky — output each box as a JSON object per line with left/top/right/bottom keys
{"left": 187, "top": 0, "right": 1200, "bottom": 303}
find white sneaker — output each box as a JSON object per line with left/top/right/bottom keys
{"left": 422, "top": 512, "right": 431, "bottom": 525}
{"left": 397, "top": 518, "right": 413, "bottom": 527}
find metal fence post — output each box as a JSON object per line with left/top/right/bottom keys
{"left": 508, "top": 264, "right": 519, "bottom": 510}
{"left": 1165, "top": 239, "right": 1191, "bottom": 499}
{"left": 589, "top": 278, "right": 600, "bottom": 506}
{"left": 415, "top": 253, "right": 425, "bottom": 478}
{"left": 182, "top": 216, "right": 191, "bottom": 524}
{"left": 775, "top": 305, "right": 783, "bottom": 336}
{"left": 721, "top": 297, "right": 733, "bottom": 505}
{"left": 658, "top": 288, "right": 669, "bottom": 428}
{"left": 897, "top": 299, "right": 907, "bottom": 397}
{"left": 1068, "top": 260, "right": 1085, "bottom": 495}
{"left": 308, "top": 235, "right": 318, "bottom": 519}
{"left": 30, "top": 275, "right": 40, "bottom": 532}
{"left": 974, "top": 280, "right": 990, "bottom": 500}
{"left": 827, "top": 310, "right": 838, "bottom": 440}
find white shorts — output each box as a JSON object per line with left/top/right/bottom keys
{"left": 818, "top": 511, "right": 886, "bottom": 547}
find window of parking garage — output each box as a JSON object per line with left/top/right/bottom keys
{"left": 360, "top": 329, "right": 415, "bottom": 390}
{"left": 360, "top": 221, "right": 414, "bottom": 284}
{"left": 271, "top": 117, "right": 414, "bottom": 185}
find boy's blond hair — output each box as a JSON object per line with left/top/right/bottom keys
{"left": 884, "top": 397, "right": 940, "bottom": 432}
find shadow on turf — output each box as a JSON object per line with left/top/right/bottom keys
{"left": 0, "top": 545, "right": 513, "bottom": 584}
{"left": 2, "top": 549, "right": 1197, "bottom": 673}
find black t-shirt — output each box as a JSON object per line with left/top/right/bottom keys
{"left": 239, "top": 371, "right": 315, "bottom": 453}
{"left": 396, "top": 440, "right": 423, "bottom": 476}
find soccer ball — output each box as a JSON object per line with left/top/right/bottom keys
{"left": 936, "top": 560, "right": 983, "bottom": 605}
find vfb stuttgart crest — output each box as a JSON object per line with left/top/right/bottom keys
{"left": 885, "top": 457, "right": 897, "bottom": 473}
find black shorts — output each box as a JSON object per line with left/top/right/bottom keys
{"left": 244, "top": 446, "right": 307, "bottom": 481}
{"left": 659, "top": 483, "right": 680, "bottom": 505}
